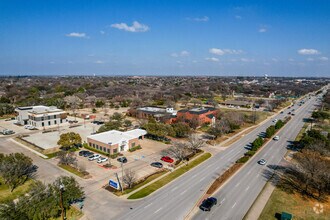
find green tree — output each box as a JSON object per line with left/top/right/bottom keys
{"left": 98, "top": 120, "right": 122, "bottom": 133}
{"left": 95, "top": 100, "right": 105, "bottom": 108}
{"left": 275, "top": 120, "right": 284, "bottom": 129}
{"left": 172, "top": 122, "right": 191, "bottom": 138}
{"left": 57, "top": 132, "right": 82, "bottom": 150}
{"left": 265, "top": 125, "right": 276, "bottom": 138}
{"left": 0, "top": 153, "right": 36, "bottom": 192}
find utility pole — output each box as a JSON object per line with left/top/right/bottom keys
{"left": 121, "top": 162, "right": 124, "bottom": 193}
{"left": 59, "top": 183, "right": 65, "bottom": 220}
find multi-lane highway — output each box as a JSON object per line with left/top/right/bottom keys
{"left": 116, "top": 96, "right": 318, "bottom": 220}
{"left": 191, "top": 95, "right": 319, "bottom": 220}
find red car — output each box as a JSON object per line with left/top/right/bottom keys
{"left": 161, "top": 156, "right": 174, "bottom": 163}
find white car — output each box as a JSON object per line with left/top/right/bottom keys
{"left": 88, "top": 154, "right": 101, "bottom": 161}
{"left": 258, "top": 159, "right": 267, "bottom": 165}
{"left": 273, "top": 135, "right": 280, "bottom": 141}
{"left": 24, "top": 125, "right": 32, "bottom": 129}
{"left": 97, "top": 157, "right": 108, "bottom": 163}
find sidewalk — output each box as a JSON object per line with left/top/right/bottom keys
{"left": 244, "top": 180, "right": 277, "bottom": 220}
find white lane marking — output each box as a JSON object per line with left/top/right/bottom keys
{"left": 232, "top": 202, "right": 237, "bottom": 209}
{"left": 192, "top": 174, "right": 197, "bottom": 178}
{"left": 245, "top": 186, "right": 250, "bottom": 191}
{"left": 199, "top": 176, "right": 206, "bottom": 182}
{"left": 220, "top": 198, "right": 226, "bottom": 204}
{"left": 207, "top": 164, "right": 212, "bottom": 168}
{"left": 171, "top": 186, "right": 178, "bottom": 192}
{"left": 144, "top": 203, "right": 152, "bottom": 209}
{"left": 235, "top": 182, "right": 240, "bottom": 188}
{"left": 154, "top": 208, "right": 162, "bottom": 213}
{"left": 247, "top": 170, "right": 252, "bottom": 175}
{"left": 180, "top": 189, "right": 187, "bottom": 195}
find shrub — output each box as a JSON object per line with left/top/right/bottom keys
{"left": 265, "top": 125, "right": 276, "bottom": 138}
{"left": 275, "top": 120, "right": 284, "bottom": 129}
{"left": 128, "top": 145, "right": 142, "bottom": 152}
{"left": 236, "top": 156, "right": 249, "bottom": 163}
{"left": 244, "top": 150, "right": 256, "bottom": 157}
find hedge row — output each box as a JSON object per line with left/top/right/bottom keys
{"left": 82, "top": 143, "right": 123, "bottom": 159}
{"left": 128, "top": 145, "right": 142, "bottom": 152}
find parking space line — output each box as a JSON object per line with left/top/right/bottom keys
{"left": 154, "top": 208, "right": 162, "bottom": 213}
{"left": 144, "top": 203, "right": 152, "bottom": 209}
{"left": 232, "top": 202, "right": 236, "bottom": 209}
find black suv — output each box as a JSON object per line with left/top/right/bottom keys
{"left": 79, "top": 150, "right": 89, "bottom": 156}
{"left": 199, "top": 197, "right": 217, "bottom": 211}
{"left": 117, "top": 157, "right": 128, "bottom": 163}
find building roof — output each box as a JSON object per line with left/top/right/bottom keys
{"left": 87, "top": 129, "right": 147, "bottom": 145}
{"left": 16, "top": 105, "right": 64, "bottom": 114}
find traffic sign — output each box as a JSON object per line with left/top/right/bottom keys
{"left": 109, "top": 179, "right": 119, "bottom": 189}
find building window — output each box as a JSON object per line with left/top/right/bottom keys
{"left": 113, "top": 149, "right": 117, "bottom": 154}
{"left": 93, "top": 144, "right": 95, "bottom": 148}
{"left": 89, "top": 142, "right": 92, "bottom": 146}
{"left": 60, "top": 119, "right": 63, "bottom": 123}
{"left": 104, "top": 147, "right": 107, "bottom": 152}
{"left": 107, "top": 149, "right": 110, "bottom": 153}
{"left": 48, "top": 116, "right": 50, "bottom": 120}
{"left": 96, "top": 145, "right": 99, "bottom": 150}
{"left": 48, "top": 121, "right": 51, "bottom": 126}
{"left": 42, "top": 122, "right": 44, "bottom": 127}
{"left": 54, "top": 115, "right": 57, "bottom": 119}
{"left": 54, "top": 120, "right": 57, "bottom": 124}
{"left": 41, "top": 117, "right": 44, "bottom": 121}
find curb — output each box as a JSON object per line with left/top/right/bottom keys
{"left": 10, "top": 138, "right": 49, "bottom": 159}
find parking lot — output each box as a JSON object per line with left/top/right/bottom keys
{"left": 22, "top": 120, "right": 101, "bottom": 150}
{"left": 73, "top": 139, "right": 171, "bottom": 182}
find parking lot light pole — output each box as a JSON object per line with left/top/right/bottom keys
{"left": 59, "top": 183, "right": 65, "bottom": 220}
{"left": 121, "top": 162, "right": 124, "bottom": 193}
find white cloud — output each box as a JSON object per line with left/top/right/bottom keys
{"left": 67, "top": 61, "right": 73, "bottom": 64}
{"left": 271, "top": 58, "right": 278, "bottom": 62}
{"left": 49, "top": 61, "right": 55, "bottom": 64}
{"left": 259, "top": 28, "right": 267, "bottom": 33}
{"left": 209, "top": 48, "right": 243, "bottom": 55}
{"left": 298, "top": 48, "right": 320, "bottom": 55}
{"left": 94, "top": 60, "right": 104, "bottom": 64}
{"left": 240, "top": 58, "right": 255, "bottom": 62}
{"left": 307, "top": 58, "right": 314, "bottom": 61}
{"left": 235, "top": 15, "right": 242, "bottom": 19}
{"left": 110, "top": 21, "right": 149, "bottom": 32}
{"left": 171, "top": 50, "right": 190, "bottom": 57}
{"left": 288, "top": 58, "right": 295, "bottom": 61}
{"left": 66, "top": 32, "right": 88, "bottom": 38}
{"left": 186, "top": 16, "right": 209, "bottom": 22}
{"left": 100, "top": 30, "right": 105, "bottom": 35}
{"left": 205, "top": 57, "right": 219, "bottom": 62}
{"left": 319, "top": 56, "right": 328, "bottom": 61}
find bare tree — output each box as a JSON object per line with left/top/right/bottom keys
{"left": 187, "top": 134, "right": 205, "bottom": 154}
{"left": 57, "top": 151, "right": 77, "bottom": 167}
{"left": 161, "top": 142, "right": 189, "bottom": 162}
{"left": 64, "top": 96, "right": 81, "bottom": 121}
{"left": 122, "top": 169, "right": 136, "bottom": 189}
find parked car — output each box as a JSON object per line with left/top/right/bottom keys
{"left": 272, "top": 119, "right": 278, "bottom": 123}
{"left": 117, "top": 157, "right": 128, "bottom": 163}
{"left": 161, "top": 156, "right": 174, "bottom": 163}
{"left": 199, "top": 197, "right": 217, "bottom": 211}
{"left": 258, "top": 159, "right": 267, "bottom": 165}
{"left": 88, "top": 154, "right": 101, "bottom": 161}
{"left": 1, "top": 129, "right": 15, "bottom": 135}
{"left": 83, "top": 152, "right": 94, "bottom": 157}
{"left": 280, "top": 111, "right": 284, "bottom": 114}
{"left": 79, "top": 150, "right": 90, "bottom": 156}
{"left": 74, "top": 143, "right": 83, "bottom": 148}
{"left": 97, "top": 157, "right": 108, "bottom": 163}
{"left": 273, "top": 135, "right": 280, "bottom": 141}
{"left": 150, "top": 162, "right": 163, "bottom": 168}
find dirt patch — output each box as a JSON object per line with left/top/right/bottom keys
{"left": 206, "top": 163, "right": 243, "bottom": 194}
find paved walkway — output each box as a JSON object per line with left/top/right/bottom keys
{"left": 244, "top": 180, "right": 276, "bottom": 220}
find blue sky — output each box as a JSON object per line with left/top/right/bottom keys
{"left": 0, "top": 0, "right": 329, "bottom": 76}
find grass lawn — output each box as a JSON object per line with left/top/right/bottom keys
{"left": 0, "top": 177, "right": 34, "bottom": 203}
{"left": 128, "top": 153, "right": 212, "bottom": 199}
{"left": 259, "top": 187, "right": 330, "bottom": 220}
{"left": 58, "top": 164, "right": 86, "bottom": 178}
{"left": 51, "top": 207, "right": 83, "bottom": 220}
{"left": 113, "top": 170, "right": 168, "bottom": 196}
{"left": 295, "top": 123, "right": 309, "bottom": 141}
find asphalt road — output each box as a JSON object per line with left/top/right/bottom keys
{"left": 191, "top": 95, "right": 319, "bottom": 220}
{"left": 115, "top": 97, "right": 317, "bottom": 220}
